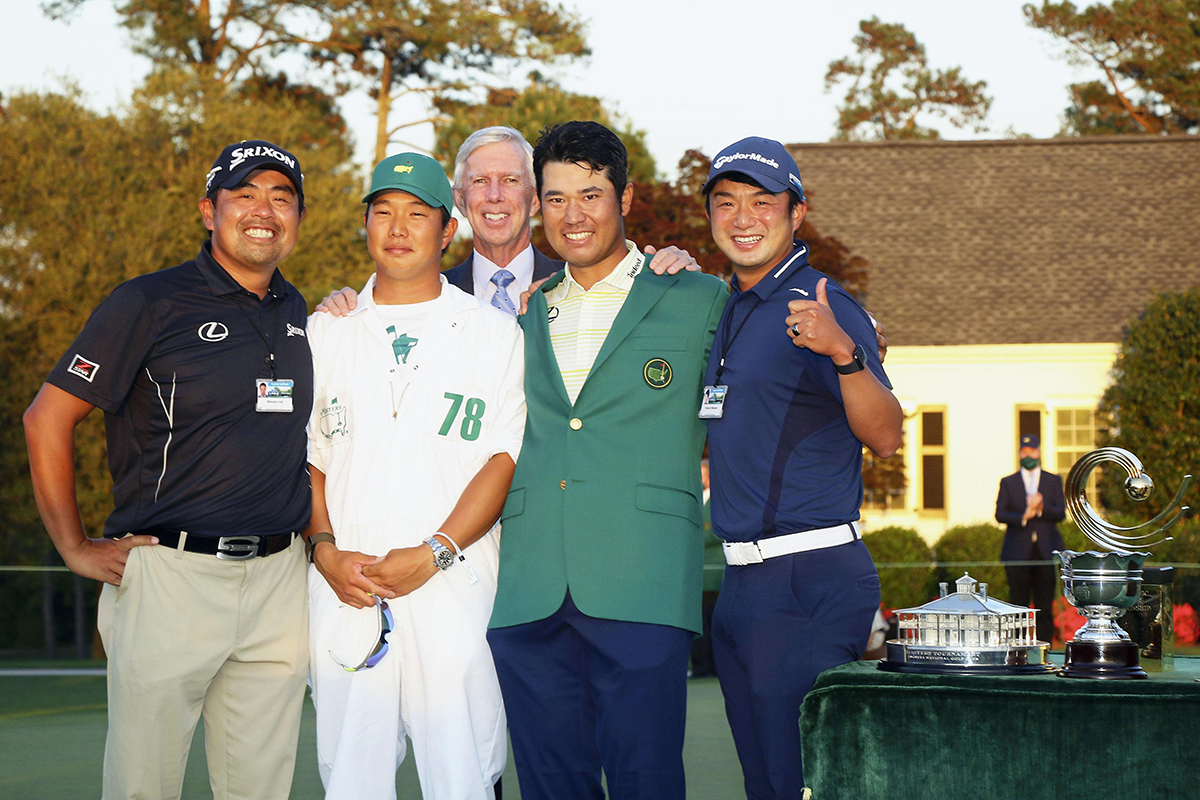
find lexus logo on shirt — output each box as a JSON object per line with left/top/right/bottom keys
{"left": 198, "top": 322, "right": 230, "bottom": 342}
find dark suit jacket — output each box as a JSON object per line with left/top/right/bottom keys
{"left": 995, "top": 470, "right": 1066, "bottom": 561}
{"left": 441, "top": 247, "right": 562, "bottom": 294}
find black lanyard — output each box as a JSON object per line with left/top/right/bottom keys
{"left": 714, "top": 293, "right": 763, "bottom": 385}
{"left": 230, "top": 292, "right": 280, "bottom": 379}
{"left": 714, "top": 246, "right": 811, "bottom": 384}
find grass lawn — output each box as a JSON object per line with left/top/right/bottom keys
{"left": 0, "top": 670, "right": 745, "bottom": 799}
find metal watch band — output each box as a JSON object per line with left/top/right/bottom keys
{"left": 425, "top": 536, "right": 455, "bottom": 570}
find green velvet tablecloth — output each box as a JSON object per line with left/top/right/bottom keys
{"left": 799, "top": 656, "right": 1200, "bottom": 800}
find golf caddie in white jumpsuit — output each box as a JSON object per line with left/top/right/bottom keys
{"left": 303, "top": 152, "right": 525, "bottom": 800}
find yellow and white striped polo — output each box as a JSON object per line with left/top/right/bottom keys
{"left": 545, "top": 241, "right": 644, "bottom": 404}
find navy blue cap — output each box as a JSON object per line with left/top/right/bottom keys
{"left": 703, "top": 137, "right": 805, "bottom": 202}
{"left": 1020, "top": 434, "right": 1040, "bottom": 449}
{"left": 205, "top": 140, "right": 305, "bottom": 208}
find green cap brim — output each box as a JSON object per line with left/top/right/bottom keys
{"left": 362, "top": 185, "right": 447, "bottom": 212}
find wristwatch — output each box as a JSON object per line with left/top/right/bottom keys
{"left": 425, "top": 536, "right": 455, "bottom": 571}
{"left": 834, "top": 343, "right": 868, "bottom": 375}
{"left": 306, "top": 532, "right": 336, "bottom": 564}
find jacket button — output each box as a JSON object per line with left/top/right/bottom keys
{"left": 559, "top": 481, "right": 567, "bottom": 490}
{"left": 569, "top": 417, "right": 583, "bottom": 430}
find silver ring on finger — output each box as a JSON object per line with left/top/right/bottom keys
{"left": 789, "top": 323, "right": 801, "bottom": 338}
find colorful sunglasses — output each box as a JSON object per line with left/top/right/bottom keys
{"left": 329, "top": 595, "right": 394, "bottom": 672}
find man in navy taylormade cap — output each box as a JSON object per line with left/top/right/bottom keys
{"left": 702, "top": 135, "right": 806, "bottom": 203}
{"left": 699, "top": 136, "right": 903, "bottom": 798}
{"left": 25, "top": 137, "right": 313, "bottom": 799}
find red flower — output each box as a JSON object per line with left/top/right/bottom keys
{"left": 1175, "top": 603, "right": 1199, "bottom": 646}
{"left": 1053, "top": 596, "right": 1087, "bottom": 645}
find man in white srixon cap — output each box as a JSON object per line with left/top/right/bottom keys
{"left": 24, "top": 139, "right": 312, "bottom": 800}
{"left": 302, "top": 152, "right": 525, "bottom": 800}
{"left": 699, "top": 136, "right": 903, "bottom": 799}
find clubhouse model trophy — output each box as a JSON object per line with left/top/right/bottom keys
{"left": 880, "top": 572, "right": 1056, "bottom": 674}
{"left": 1057, "top": 448, "right": 1192, "bottom": 679}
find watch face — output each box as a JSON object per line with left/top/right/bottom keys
{"left": 434, "top": 548, "right": 455, "bottom": 570}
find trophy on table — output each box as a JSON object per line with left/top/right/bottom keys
{"left": 1056, "top": 448, "right": 1192, "bottom": 679}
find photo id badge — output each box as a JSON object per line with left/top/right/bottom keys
{"left": 256, "top": 378, "right": 295, "bottom": 413}
{"left": 698, "top": 384, "right": 728, "bottom": 419}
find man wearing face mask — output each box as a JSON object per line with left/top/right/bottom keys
{"left": 995, "top": 434, "right": 1066, "bottom": 644}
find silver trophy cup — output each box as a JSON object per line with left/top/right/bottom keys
{"left": 1056, "top": 448, "right": 1192, "bottom": 679}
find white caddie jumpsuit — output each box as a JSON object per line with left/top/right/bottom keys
{"left": 306, "top": 274, "right": 525, "bottom": 800}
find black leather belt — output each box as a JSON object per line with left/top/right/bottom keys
{"left": 133, "top": 527, "right": 297, "bottom": 561}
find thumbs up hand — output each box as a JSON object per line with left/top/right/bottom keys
{"left": 785, "top": 277, "right": 856, "bottom": 363}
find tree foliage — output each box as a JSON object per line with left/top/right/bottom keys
{"left": 1096, "top": 288, "right": 1200, "bottom": 517}
{"left": 42, "top": 1, "right": 591, "bottom": 162}
{"left": 1024, "top": 0, "right": 1200, "bottom": 135}
{"left": 932, "top": 523, "right": 1009, "bottom": 601}
{"left": 42, "top": 0, "right": 301, "bottom": 85}
{"left": 861, "top": 525, "right": 936, "bottom": 611}
{"left": 0, "top": 77, "right": 364, "bottom": 563}
{"left": 433, "top": 77, "right": 654, "bottom": 185}
{"left": 300, "top": 0, "right": 590, "bottom": 161}
{"left": 825, "top": 17, "right": 992, "bottom": 140}
{"left": 431, "top": 77, "right": 656, "bottom": 267}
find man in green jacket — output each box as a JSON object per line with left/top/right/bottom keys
{"left": 486, "top": 121, "right": 728, "bottom": 800}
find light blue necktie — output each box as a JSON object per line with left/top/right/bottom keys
{"left": 490, "top": 269, "right": 518, "bottom": 316}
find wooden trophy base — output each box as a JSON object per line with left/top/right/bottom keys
{"left": 1059, "top": 639, "right": 1148, "bottom": 680}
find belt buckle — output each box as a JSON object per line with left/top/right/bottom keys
{"left": 724, "top": 541, "right": 764, "bottom": 566}
{"left": 216, "top": 535, "right": 261, "bottom": 561}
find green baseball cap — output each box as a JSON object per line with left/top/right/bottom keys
{"left": 363, "top": 152, "right": 453, "bottom": 212}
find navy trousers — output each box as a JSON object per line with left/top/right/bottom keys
{"left": 487, "top": 592, "right": 692, "bottom": 800}
{"left": 712, "top": 539, "right": 880, "bottom": 800}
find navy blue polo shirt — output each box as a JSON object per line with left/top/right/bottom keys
{"left": 47, "top": 241, "right": 313, "bottom": 538}
{"left": 704, "top": 240, "right": 890, "bottom": 543}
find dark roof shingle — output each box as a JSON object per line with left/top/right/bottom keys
{"left": 788, "top": 136, "right": 1200, "bottom": 345}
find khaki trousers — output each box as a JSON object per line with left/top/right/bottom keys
{"left": 97, "top": 536, "right": 308, "bottom": 800}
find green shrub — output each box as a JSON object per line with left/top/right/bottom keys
{"left": 862, "top": 526, "right": 936, "bottom": 611}
{"left": 1161, "top": 518, "right": 1200, "bottom": 610}
{"left": 933, "top": 523, "right": 1009, "bottom": 601}
{"left": 1059, "top": 517, "right": 1091, "bottom": 554}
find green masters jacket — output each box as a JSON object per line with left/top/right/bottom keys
{"left": 490, "top": 259, "right": 729, "bottom": 634}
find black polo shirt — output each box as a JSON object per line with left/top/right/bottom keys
{"left": 47, "top": 241, "right": 313, "bottom": 538}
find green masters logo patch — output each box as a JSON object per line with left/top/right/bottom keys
{"left": 387, "top": 325, "right": 418, "bottom": 364}
{"left": 319, "top": 397, "right": 351, "bottom": 441}
{"left": 644, "top": 358, "right": 672, "bottom": 389}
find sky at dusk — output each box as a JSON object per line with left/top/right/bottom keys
{"left": 2, "top": 1, "right": 1094, "bottom": 176}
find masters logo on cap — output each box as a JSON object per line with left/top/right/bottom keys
{"left": 364, "top": 153, "right": 454, "bottom": 213}
{"left": 702, "top": 136, "right": 805, "bottom": 203}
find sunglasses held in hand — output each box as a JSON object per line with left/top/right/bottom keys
{"left": 329, "top": 595, "right": 394, "bottom": 672}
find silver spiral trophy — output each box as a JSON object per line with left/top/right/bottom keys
{"left": 1057, "top": 448, "right": 1192, "bottom": 679}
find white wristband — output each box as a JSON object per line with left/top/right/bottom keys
{"left": 435, "top": 531, "right": 480, "bottom": 585}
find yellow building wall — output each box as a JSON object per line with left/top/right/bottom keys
{"left": 860, "top": 342, "right": 1119, "bottom": 544}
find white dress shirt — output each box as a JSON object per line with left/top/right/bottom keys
{"left": 1021, "top": 466, "right": 1042, "bottom": 498}
{"left": 471, "top": 245, "right": 537, "bottom": 306}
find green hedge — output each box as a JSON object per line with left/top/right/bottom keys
{"left": 1161, "top": 518, "right": 1200, "bottom": 610}
{"left": 932, "top": 523, "right": 1009, "bottom": 601}
{"left": 862, "top": 526, "right": 936, "bottom": 611}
